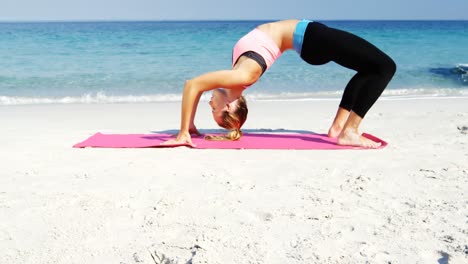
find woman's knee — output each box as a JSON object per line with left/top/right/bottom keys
{"left": 380, "top": 55, "right": 397, "bottom": 78}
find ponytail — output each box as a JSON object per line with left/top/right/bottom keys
{"left": 205, "top": 129, "right": 243, "bottom": 141}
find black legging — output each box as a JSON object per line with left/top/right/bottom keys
{"left": 300, "top": 22, "right": 396, "bottom": 118}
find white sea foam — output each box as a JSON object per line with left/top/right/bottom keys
{"left": 247, "top": 88, "right": 468, "bottom": 101}
{"left": 0, "top": 92, "right": 182, "bottom": 106}
{"left": 1, "top": 88, "right": 468, "bottom": 106}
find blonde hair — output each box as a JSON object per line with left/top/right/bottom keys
{"left": 205, "top": 96, "right": 248, "bottom": 141}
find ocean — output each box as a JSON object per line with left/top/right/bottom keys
{"left": 0, "top": 20, "right": 467, "bottom": 105}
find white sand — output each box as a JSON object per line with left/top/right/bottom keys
{"left": 0, "top": 97, "right": 467, "bottom": 264}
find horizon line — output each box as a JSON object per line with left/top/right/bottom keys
{"left": 0, "top": 18, "right": 467, "bottom": 23}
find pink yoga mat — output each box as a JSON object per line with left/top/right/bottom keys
{"left": 73, "top": 132, "right": 387, "bottom": 150}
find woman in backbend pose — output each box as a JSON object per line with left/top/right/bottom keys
{"left": 163, "top": 19, "right": 396, "bottom": 148}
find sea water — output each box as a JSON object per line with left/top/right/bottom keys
{"left": 0, "top": 20, "right": 467, "bottom": 105}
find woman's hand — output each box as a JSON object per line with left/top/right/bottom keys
{"left": 161, "top": 130, "right": 196, "bottom": 148}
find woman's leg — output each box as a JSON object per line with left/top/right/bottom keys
{"left": 333, "top": 31, "right": 396, "bottom": 147}
{"left": 301, "top": 22, "right": 396, "bottom": 147}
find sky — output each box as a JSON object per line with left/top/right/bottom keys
{"left": 1, "top": 0, "right": 467, "bottom": 21}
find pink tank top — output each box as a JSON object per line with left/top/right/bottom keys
{"left": 232, "top": 28, "right": 282, "bottom": 70}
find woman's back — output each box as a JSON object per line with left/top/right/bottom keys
{"left": 256, "top": 20, "right": 299, "bottom": 52}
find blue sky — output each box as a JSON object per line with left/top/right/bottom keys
{"left": 1, "top": 0, "right": 467, "bottom": 21}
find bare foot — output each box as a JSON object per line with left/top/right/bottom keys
{"left": 337, "top": 129, "right": 381, "bottom": 148}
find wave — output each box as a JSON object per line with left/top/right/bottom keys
{"left": 1, "top": 88, "right": 468, "bottom": 106}
{"left": 247, "top": 88, "right": 468, "bottom": 101}
{"left": 429, "top": 64, "right": 468, "bottom": 85}
{"left": 0, "top": 92, "right": 182, "bottom": 105}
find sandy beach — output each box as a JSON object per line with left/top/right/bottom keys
{"left": 0, "top": 97, "right": 467, "bottom": 264}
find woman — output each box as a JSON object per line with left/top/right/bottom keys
{"left": 163, "top": 19, "right": 396, "bottom": 148}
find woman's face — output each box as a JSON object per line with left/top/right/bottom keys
{"left": 209, "top": 88, "right": 229, "bottom": 125}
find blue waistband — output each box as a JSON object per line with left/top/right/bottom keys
{"left": 293, "top": 19, "right": 312, "bottom": 55}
